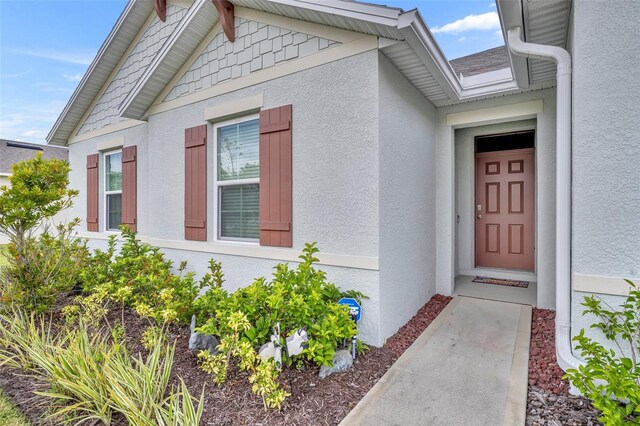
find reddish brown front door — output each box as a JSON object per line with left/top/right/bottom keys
{"left": 475, "top": 148, "right": 534, "bottom": 271}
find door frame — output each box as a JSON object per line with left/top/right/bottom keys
{"left": 474, "top": 147, "right": 536, "bottom": 271}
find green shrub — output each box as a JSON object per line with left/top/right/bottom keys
{"left": 197, "top": 310, "right": 289, "bottom": 410}
{"left": 197, "top": 243, "right": 366, "bottom": 367}
{"left": 0, "top": 309, "right": 203, "bottom": 425}
{"left": 565, "top": 280, "right": 640, "bottom": 425}
{"left": 80, "top": 228, "right": 202, "bottom": 325}
{"left": 1, "top": 221, "right": 89, "bottom": 312}
{"left": 0, "top": 154, "right": 87, "bottom": 312}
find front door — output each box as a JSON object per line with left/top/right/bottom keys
{"left": 475, "top": 148, "right": 534, "bottom": 271}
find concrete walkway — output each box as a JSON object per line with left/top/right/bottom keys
{"left": 341, "top": 296, "right": 532, "bottom": 426}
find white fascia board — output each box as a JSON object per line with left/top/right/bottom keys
{"left": 266, "top": 0, "right": 402, "bottom": 26}
{"left": 397, "top": 10, "right": 461, "bottom": 101}
{"left": 119, "top": 0, "right": 216, "bottom": 120}
{"left": 46, "top": 0, "right": 152, "bottom": 145}
{"left": 398, "top": 9, "right": 520, "bottom": 104}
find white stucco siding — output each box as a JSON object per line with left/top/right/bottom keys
{"left": 571, "top": 1, "right": 640, "bottom": 279}
{"left": 147, "top": 50, "right": 380, "bottom": 257}
{"left": 435, "top": 89, "right": 557, "bottom": 309}
{"left": 377, "top": 52, "right": 437, "bottom": 340}
{"left": 568, "top": 1, "right": 640, "bottom": 348}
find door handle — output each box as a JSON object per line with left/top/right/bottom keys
{"left": 477, "top": 214, "right": 482, "bottom": 219}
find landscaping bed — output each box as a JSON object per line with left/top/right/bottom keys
{"left": 526, "top": 308, "right": 602, "bottom": 425}
{"left": 0, "top": 294, "right": 452, "bottom": 425}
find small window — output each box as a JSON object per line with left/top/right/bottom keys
{"left": 104, "top": 150, "right": 122, "bottom": 231}
{"left": 214, "top": 116, "right": 259, "bottom": 241}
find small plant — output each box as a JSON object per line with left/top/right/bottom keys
{"left": 81, "top": 228, "right": 203, "bottom": 325}
{"left": 0, "top": 154, "right": 86, "bottom": 313}
{"left": 197, "top": 243, "right": 366, "bottom": 368}
{"left": 141, "top": 325, "right": 167, "bottom": 352}
{"left": 0, "top": 310, "right": 203, "bottom": 425}
{"left": 565, "top": 280, "right": 640, "bottom": 425}
{"left": 197, "top": 311, "right": 290, "bottom": 409}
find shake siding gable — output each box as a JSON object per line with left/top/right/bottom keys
{"left": 86, "top": 154, "right": 99, "bottom": 232}
{"left": 121, "top": 145, "right": 137, "bottom": 231}
{"left": 184, "top": 125, "right": 207, "bottom": 241}
{"left": 259, "top": 105, "right": 293, "bottom": 247}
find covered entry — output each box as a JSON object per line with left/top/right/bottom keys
{"left": 453, "top": 120, "right": 539, "bottom": 305}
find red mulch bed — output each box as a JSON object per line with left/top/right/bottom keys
{"left": 0, "top": 294, "right": 452, "bottom": 425}
{"left": 528, "top": 308, "right": 570, "bottom": 395}
{"left": 526, "top": 308, "right": 602, "bottom": 425}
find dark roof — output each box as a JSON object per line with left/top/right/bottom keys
{"left": 449, "top": 46, "right": 510, "bottom": 77}
{"left": 0, "top": 140, "right": 68, "bottom": 174}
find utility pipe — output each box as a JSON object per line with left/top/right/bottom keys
{"left": 507, "top": 26, "right": 583, "bottom": 373}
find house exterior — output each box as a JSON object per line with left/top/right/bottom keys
{"left": 47, "top": 0, "right": 639, "bottom": 370}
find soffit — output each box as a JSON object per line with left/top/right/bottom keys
{"left": 380, "top": 41, "right": 450, "bottom": 104}
{"left": 524, "top": 0, "right": 572, "bottom": 85}
{"left": 230, "top": 0, "right": 405, "bottom": 39}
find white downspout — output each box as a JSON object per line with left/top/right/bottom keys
{"left": 507, "top": 26, "right": 583, "bottom": 372}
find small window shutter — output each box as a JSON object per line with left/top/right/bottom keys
{"left": 86, "top": 154, "right": 99, "bottom": 232}
{"left": 259, "top": 105, "right": 292, "bottom": 247}
{"left": 121, "top": 145, "right": 137, "bottom": 232}
{"left": 185, "top": 125, "right": 207, "bottom": 241}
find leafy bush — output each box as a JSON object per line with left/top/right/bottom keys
{"left": 565, "top": 280, "right": 640, "bottom": 425}
{"left": 1, "top": 221, "right": 89, "bottom": 312}
{"left": 197, "top": 243, "right": 366, "bottom": 367}
{"left": 197, "top": 311, "right": 289, "bottom": 409}
{"left": 81, "top": 228, "right": 202, "bottom": 325}
{"left": 0, "top": 154, "right": 87, "bottom": 312}
{"left": 0, "top": 309, "right": 203, "bottom": 425}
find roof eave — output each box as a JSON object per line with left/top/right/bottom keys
{"left": 46, "top": 0, "right": 154, "bottom": 146}
{"left": 120, "top": 0, "right": 218, "bottom": 120}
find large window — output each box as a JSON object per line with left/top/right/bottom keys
{"left": 104, "top": 150, "right": 122, "bottom": 231}
{"left": 214, "top": 116, "right": 259, "bottom": 241}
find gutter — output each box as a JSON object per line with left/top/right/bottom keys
{"left": 507, "top": 26, "right": 583, "bottom": 373}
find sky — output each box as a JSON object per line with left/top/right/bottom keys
{"left": 0, "top": 0, "right": 503, "bottom": 145}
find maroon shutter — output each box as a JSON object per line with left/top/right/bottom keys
{"left": 121, "top": 145, "right": 137, "bottom": 232}
{"left": 86, "top": 154, "right": 99, "bottom": 232}
{"left": 259, "top": 105, "right": 292, "bottom": 247}
{"left": 185, "top": 125, "right": 207, "bottom": 241}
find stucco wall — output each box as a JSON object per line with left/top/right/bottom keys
{"left": 68, "top": 50, "right": 384, "bottom": 345}
{"left": 569, "top": 1, "right": 640, "bottom": 345}
{"left": 435, "top": 89, "right": 557, "bottom": 309}
{"left": 147, "top": 50, "right": 379, "bottom": 257}
{"left": 377, "top": 52, "right": 437, "bottom": 339}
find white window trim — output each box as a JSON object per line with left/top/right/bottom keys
{"left": 212, "top": 113, "right": 260, "bottom": 244}
{"left": 103, "top": 149, "right": 122, "bottom": 233}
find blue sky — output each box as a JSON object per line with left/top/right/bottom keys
{"left": 0, "top": 0, "right": 502, "bottom": 145}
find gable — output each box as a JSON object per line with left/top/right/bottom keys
{"left": 76, "top": 4, "right": 188, "bottom": 136}
{"left": 163, "top": 16, "right": 340, "bottom": 102}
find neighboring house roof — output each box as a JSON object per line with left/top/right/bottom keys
{"left": 47, "top": 0, "right": 571, "bottom": 146}
{"left": 0, "top": 140, "right": 68, "bottom": 174}
{"left": 450, "top": 46, "right": 510, "bottom": 78}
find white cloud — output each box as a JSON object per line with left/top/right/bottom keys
{"left": 63, "top": 73, "right": 83, "bottom": 82}
{"left": 432, "top": 12, "right": 500, "bottom": 35}
{"left": 490, "top": 2, "right": 496, "bottom": 8}
{"left": 458, "top": 37, "right": 467, "bottom": 42}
